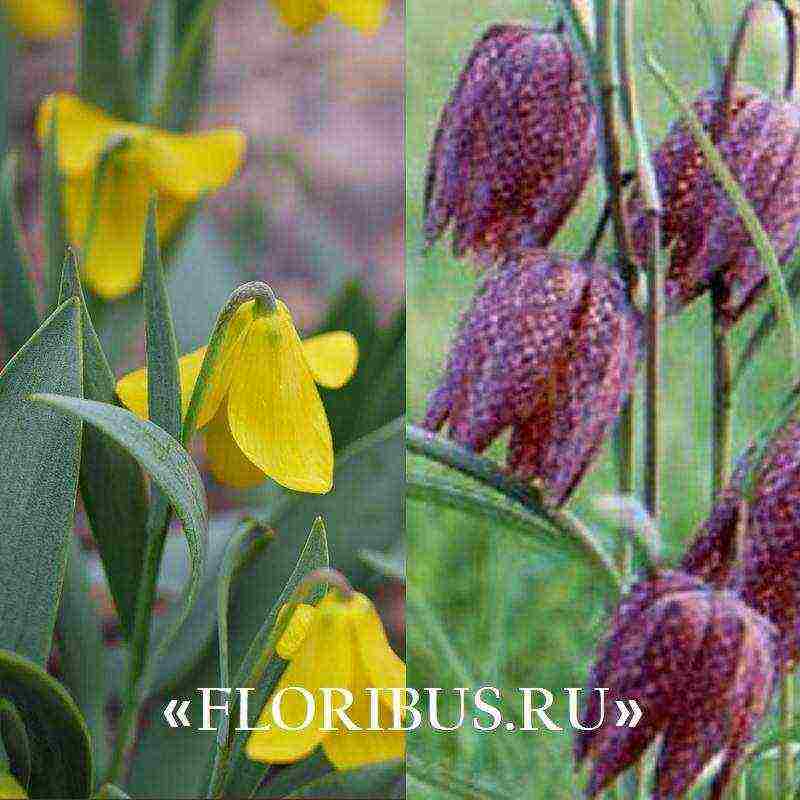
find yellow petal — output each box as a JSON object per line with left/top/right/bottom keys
{"left": 322, "top": 597, "right": 404, "bottom": 769}
{"left": 325, "top": 0, "right": 387, "bottom": 33}
{"left": 204, "top": 402, "right": 268, "bottom": 488}
{"left": 228, "top": 301, "right": 334, "bottom": 494}
{"left": 3, "top": 0, "right": 78, "bottom": 39}
{"left": 116, "top": 301, "right": 254, "bottom": 425}
{"left": 350, "top": 593, "right": 405, "bottom": 706}
{"left": 146, "top": 129, "right": 246, "bottom": 202}
{"left": 0, "top": 773, "right": 26, "bottom": 799}
{"left": 302, "top": 331, "right": 359, "bottom": 389}
{"left": 270, "top": 0, "right": 328, "bottom": 33}
{"left": 36, "top": 94, "right": 140, "bottom": 177}
{"left": 275, "top": 603, "right": 317, "bottom": 660}
{"left": 245, "top": 596, "right": 353, "bottom": 764}
{"left": 65, "top": 166, "right": 151, "bottom": 300}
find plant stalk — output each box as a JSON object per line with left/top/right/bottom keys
{"left": 712, "top": 302, "right": 732, "bottom": 499}
{"left": 781, "top": 672, "right": 795, "bottom": 796}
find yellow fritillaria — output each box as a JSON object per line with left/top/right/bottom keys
{"left": 0, "top": 773, "right": 25, "bottom": 799}
{"left": 2, "top": 0, "right": 78, "bottom": 39}
{"left": 270, "top": 0, "right": 388, "bottom": 35}
{"left": 36, "top": 93, "right": 246, "bottom": 300}
{"left": 246, "top": 591, "right": 405, "bottom": 768}
{"left": 117, "top": 298, "right": 358, "bottom": 494}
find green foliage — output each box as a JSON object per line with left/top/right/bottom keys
{"left": 59, "top": 252, "right": 150, "bottom": 640}
{"left": 0, "top": 299, "right": 82, "bottom": 665}
{"left": 287, "top": 759, "right": 405, "bottom": 798}
{"left": 0, "top": 153, "right": 39, "bottom": 354}
{"left": 41, "top": 109, "right": 67, "bottom": 314}
{"left": 0, "top": 649, "right": 93, "bottom": 798}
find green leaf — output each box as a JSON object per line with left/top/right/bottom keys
{"left": 135, "top": 0, "right": 176, "bottom": 120}
{"left": 0, "top": 699, "right": 31, "bottom": 790}
{"left": 287, "top": 760, "right": 405, "bottom": 799}
{"left": 143, "top": 198, "right": 182, "bottom": 441}
{"left": 0, "top": 648, "right": 92, "bottom": 798}
{"left": 78, "top": 0, "right": 135, "bottom": 119}
{"left": 27, "top": 396, "right": 209, "bottom": 673}
{"left": 95, "top": 785, "right": 131, "bottom": 799}
{"left": 58, "top": 252, "right": 149, "bottom": 638}
{"left": 213, "top": 517, "right": 329, "bottom": 799}
{"left": 0, "top": 153, "right": 40, "bottom": 356}
{"left": 57, "top": 541, "right": 109, "bottom": 777}
{"left": 0, "top": 298, "right": 82, "bottom": 664}
{"left": 41, "top": 108, "right": 67, "bottom": 314}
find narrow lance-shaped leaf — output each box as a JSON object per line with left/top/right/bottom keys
{"left": 0, "top": 699, "right": 31, "bottom": 792}
{"left": 42, "top": 109, "right": 67, "bottom": 314}
{"left": 58, "top": 251, "right": 149, "bottom": 639}
{"left": 0, "top": 153, "right": 40, "bottom": 355}
{"left": 0, "top": 649, "right": 93, "bottom": 798}
{"left": 0, "top": 298, "right": 82, "bottom": 665}
{"left": 286, "top": 760, "right": 405, "bottom": 799}
{"left": 211, "top": 518, "right": 329, "bottom": 799}
{"left": 30, "top": 395, "right": 209, "bottom": 684}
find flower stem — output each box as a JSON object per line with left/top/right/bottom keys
{"left": 780, "top": 671, "right": 795, "bottom": 797}
{"left": 712, "top": 292, "right": 732, "bottom": 499}
{"left": 152, "top": 0, "right": 222, "bottom": 127}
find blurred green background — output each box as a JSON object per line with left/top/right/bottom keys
{"left": 406, "top": 1, "right": 797, "bottom": 796}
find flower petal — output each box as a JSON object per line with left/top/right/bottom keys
{"left": 325, "top": 0, "right": 387, "bottom": 33}
{"left": 204, "top": 402, "right": 267, "bottom": 488}
{"left": 37, "top": 94, "right": 140, "bottom": 177}
{"left": 146, "top": 129, "right": 246, "bottom": 202}
{"left": 350, "top": 593, "right": 405, "bottom": 706}
{"left": 322, "top": 601, "right": 404, "bottom": 770}
{"left": 228, "top": 302, "right": 334, "bottom": 494}
{"left": 302, "top": 331, "right": 359, "bottom": 389}
{"left": 4, "top": 0, "right": 78, "bottom": 39}
{"left": 116, "top": 301, "right": 253, "bottom": 425}
{"left": 245, "top": 596, "right": 353, "bottom": 764}
{"left": 270, "top": 0, "right": 328, "bottom": 33}
{"left": 65, "top": 166, "right": 152, "bottom": 300}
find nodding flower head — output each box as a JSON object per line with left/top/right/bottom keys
{"left": 683, "top": 419, "right": 800, "bottom": 664}
{"left": 626, "top": 86, "right": 800, "bottom": 326}
{"left": 577, "top": 571, "right": 778, "bottom": 800}
{"left": 423, "top": 249, "right": 640, "bottom": 506}
{"left": 424, "top": 23, "right": 597, "bottom": 264}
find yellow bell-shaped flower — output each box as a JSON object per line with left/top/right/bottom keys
{"left": 0, "top": 773, "right": 25, "bottom": 799}
{"left": 2, "top": 0, "right": 78, "bottom": 39}
{"left": 246, "top": 591, "right": 405, "bottom": 768}
{"left": 36, "top": 93, "right": 246, "bottom": 300}
{"left": 116, "top": 298, "right": 358, "bottom": 493}
{"left": 270, "top": 0, "right": 388, "bottom": 34}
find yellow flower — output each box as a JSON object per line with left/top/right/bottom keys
{"left": 36, "top": 93, "right": 246, "bottom": 300}
{"left": 270, "top": 0, "right": 388, "bottom": 34}
{"left": 0, "top": 773, "right": 25, "bottom": 799}
{"left": 2, "top": 0, "right": 78, "bottom": 39}
{"left": 116, "top": 299, "right": 358, "bottom": 493}
{"left": 246, "top": 591, "right": 405, "bottom": 768}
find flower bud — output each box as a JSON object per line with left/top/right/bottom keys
{"left": 424, "top": 24, "right": 597, "bottom": 263}
{"left": 683, "top": 420, "right": 800, "bottom": 662}
{"left": 627, "top": 86, "right": 800, "bottom": 326}
{"left": 423, "top": 249, "right": 640, "bottom": 505}
{"left": 577, "top": 571, "right": 778, "bottom": 799}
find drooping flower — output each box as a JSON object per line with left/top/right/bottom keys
{"left": 577, "top": 571, "right": 778, "bottom": 800}
{"left": 36, "top": 93, "right": 246, "bottom": 300}
{"left": 682, "top": 419, "right": 800, "bottom": 663}
{"left": 246, "top": 591, "right": 405, "bottom": 769}
{"left": 626, "top": 86, "right": 800, "bottom": 326}
{"left": 424, "top": 23, "right": 597, "bottom": 263}
{"left": 423, "top": 249, "right": 640, "bottom": 505}
{"left": 117, "top": 297, "right": 358, "bottom": 493}
{"left": 2, "top": 0, "right": 78, "bottom": 39}
{"left": 269, "top": 0, "right": 388, "bottom": 35}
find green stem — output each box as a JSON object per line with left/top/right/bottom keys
{"left": 615, "top": 398, "right": 635, "bottom": 584}
{"left": 781, "top": 672, "right": 796, "bottom": 798}
{"left": 152, "top": 0, "right": 221, "bottom": 127}
{"left": 712, "top": 293, "right": 732, "bottom": 499}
